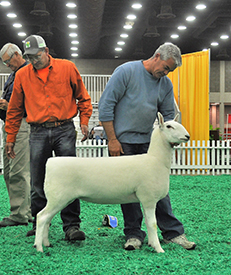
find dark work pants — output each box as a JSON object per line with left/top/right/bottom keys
{"left": 29, "top": 121, "right": 81, "bottom": 232}
{"left": 120, "top": 142, "right": 184, "bottom": 242}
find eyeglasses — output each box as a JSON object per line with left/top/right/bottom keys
{"left": 25, "top": 51, "right": 44, "bottom": 62}
{"left": 2, "top": 53, "right": 15, "bottom": 66}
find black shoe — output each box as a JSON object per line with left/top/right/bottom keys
{"left": 0, "top": 217, "right": 28, "bottom": 227}
{"left": 26, "top": 227, "right": 36, "bottom": 237}
{"left": 65, "top": 226, "right": 85, "bottom": 241}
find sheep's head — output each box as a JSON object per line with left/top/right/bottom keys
{"left": 158, "top": 112, "right": 190, "bottom": 147}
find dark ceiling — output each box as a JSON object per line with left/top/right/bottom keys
{"left": 1, "top": 0, "right": 231, "bottom": 61}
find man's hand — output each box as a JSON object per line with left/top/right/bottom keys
{"left": 0, "top": 99, "right": 8, "bottom": 111}
{"left": 5, "top": 142, "right": 16, "bottom": 159}
{"left": 80, "top": 124, "right": 89, "bottom": 142}
{"left": 108, "top": 139, "right": 124, "bottom": 156}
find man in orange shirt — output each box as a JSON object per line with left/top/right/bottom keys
{"left": 5, "top": 35, "right": 92, "bottom": 241}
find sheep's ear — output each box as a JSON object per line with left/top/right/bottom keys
{"left": 174, "top": 113, "right": 180, "bottom": 122}
{"left": 158, "top": 112, "right": 164, "bottom": 128}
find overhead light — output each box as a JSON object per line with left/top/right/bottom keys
{"left": 120, "top": 33, "right": 128, "bottom": 38}
{"left": 126, "top": 14, "right": 136, "bottom": 20}
{"left": 216, "top": 48, "right": 229, "bottom": 59}
{"left": 66, "top": 3, "right": 77, "bottom": 8}
{"left": 37, "top": 25, "right": 53, "bottom": 36}
{"left": 132, "top": 3, "right": 142, "bottom": 9}
{"left": 171, "top": 34, "right": 179, "bottom": 39}
{"left": 178, "top": 25, "right": 187, "bottom": 30}
{"left": 71, "top": 47, "right": 78, "bottom": 51}
{"left": 117, "top": 41, "right": 125, "bottom": 45}
{"left": 30, "top": 1, "right": 50, "bottom": 16}
{"left": 115, "top": 47, "right": 122, "bottom": 51}
{"left": 186, "top": 15, "right": 196, "bottom": 22}
{"left": 69, "top": 24, "right": 78, "bottom": 29}
{"left": 157, "top": 0, "right": 176, "bottom": 19}
{"left": 71, "top": 40, "right": 79, "bottom": 44}
{"left": 123, "top": 24, "right": 132, "bottom": 30}
{"left": 13, "top": 23, "right": 22, "bottom": 28}
{"left": 143, "top": 25, "right": 160, "bottom": 37}
{"left": 7, "top": 13, "right": 17, "bottom": 18}
{"left": 71, "top": 53, "right": 78, "bottom": 57}
{"left": 211, "top": 42, "right": 219, "bottom": 46}
{"left": 196, "top": 4, "right": 206, "bottom": 10}
{"left": 0, "top": 1, "right": 11, "bottom": 6}
{"left": 220, "top": 35, "right": 229, "bottom": 40}
{"left": 69, "top": 33, "right": 78, "bottom": 37}
{"left": 18, "top": 32, "right": 26, "bottom": 37}
{"left": 67, "top": 14, "right": 77, "bottom": 19}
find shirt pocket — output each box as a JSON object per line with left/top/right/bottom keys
{"left": 53, "top": 79, "right": 71, "bottom": 97}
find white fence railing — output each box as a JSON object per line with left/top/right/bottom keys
{"left": 0, "top": 139, "right": 230, "bottom": 175}
{"left": 76, "top": 140, "right": 231, "bottom": 175}
{"left": 172, "top": 140, "right": 231, "bottom": 175}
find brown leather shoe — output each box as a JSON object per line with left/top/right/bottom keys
{"left": 0, "top": 217, "right": 28, "bottom": 227}
{"left": 65, "top": 227, "right": 85, "bottom": 241}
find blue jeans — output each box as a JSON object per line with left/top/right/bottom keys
{"left": 29, "top": 121, "right": 81, "bottom": 232}
{"left": 120, "top": 143, "right": 184, "bottom": 242}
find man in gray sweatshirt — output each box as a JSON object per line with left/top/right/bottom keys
{"left": 99, "top": 42, "right": 196, "bottom": 251}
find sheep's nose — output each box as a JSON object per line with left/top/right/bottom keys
{"left": 185, "top": 135, "right": 190, "bottom": 140}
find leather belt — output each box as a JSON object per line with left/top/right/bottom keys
{"left": 31, "top": 118, "right": 73, "bottom": 128}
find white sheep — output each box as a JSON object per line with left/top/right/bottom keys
{"left": 34, "top": 112, "right": 190, "bottom": 253}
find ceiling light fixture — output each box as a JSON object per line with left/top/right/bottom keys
{"left": 7, "top": 13, "right": 17, "bottom": 18}
{"left": 67, "top": 14, "right": 77, "bottom": 19}
{"left": 69, "top": 24, "right": 78, "bottom": 29}
{"left": 66, "top": 3, "right": 77, "bottom": 8}
{"left": 186, "top": 15, "right": 196, "bottom": 22}
{"left": 71, "top": 40, "right": 79, "bottom": 44}
{"left": 117, "top": 41, "right": 125, "bottom": 45}
{"left": 157, "top": 0, "right": 176, "bottom": 19}
{"left": 171, "top": 34, "right": 179, "bottom": 39}
{"left": 123, "top": 25, "right": 132, "bottom": 30}
{"left": 126, "top": 14, "right": 136, "bottom": 20}
{"left": 13, "top": 23, "right": 22, "bottom": 28}
{"left": 71, "top": 53, "right": 78, "bottom": 57}
{"left": 220, "top": 35, "right": 229, "bottom": 40}
{"left": 178, "top": 25, "right": 187, "bottom": 30}
{"left": 132, "top": 3, "right": 142, "bottom": 9}
{"left": 0, "top": 1, "right": 11, "bottom": 6}
{"left": 115, "top": 47, "right": 122, "bottom": 51}
{"left": 120, "top": 33, "right": 129, "bottom": 38}
{"left": 211, "top": 42, "right": 219, "bottom": 46}
{"left": 18, "top": 32, "right": 26, "bottom": 37}
{"left": 196, "top": 4, "right": 206, "bottom": 10}
{"left": 69, "top": 33, "right": 78, "bottom": 37}
{"left": 71, "top": 47, "right": 78, "bottom": 51}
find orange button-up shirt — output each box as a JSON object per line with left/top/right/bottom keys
{"left": 5, "top": 55, "right": 92, "bottom": 143}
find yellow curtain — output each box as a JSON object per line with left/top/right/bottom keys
{"left": 168, "top": 50, "right": 210, "bottom": 141}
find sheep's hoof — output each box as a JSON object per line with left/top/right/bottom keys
{"left": 148, "top": 243, "right": 165, "bottom": 253}
{"left": 33, "top": 244, "right": 44, "bottom": 253}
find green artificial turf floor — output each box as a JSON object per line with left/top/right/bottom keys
{"left": 0, "top": 174, "right": 230, "bottom": 275}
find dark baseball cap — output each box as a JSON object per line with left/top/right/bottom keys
{"left": 23, "top": 35, "right": 46, "bottom": 55}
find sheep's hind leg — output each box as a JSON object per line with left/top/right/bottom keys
{"left": 143, "top": 206, "right": 164, "bottom": 253}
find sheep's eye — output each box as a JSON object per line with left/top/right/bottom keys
{"left": 167, "top": 125, "right": 173, "bottom": 129}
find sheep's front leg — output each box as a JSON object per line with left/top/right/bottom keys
{"left": 34, "top": 206, "right": 57, "bottom": 252}
{"left": 143, "top": 206, "right": 164, "bottom": 253}
{"left": 34, "top": 209, "right": 47, "bottom": 253}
